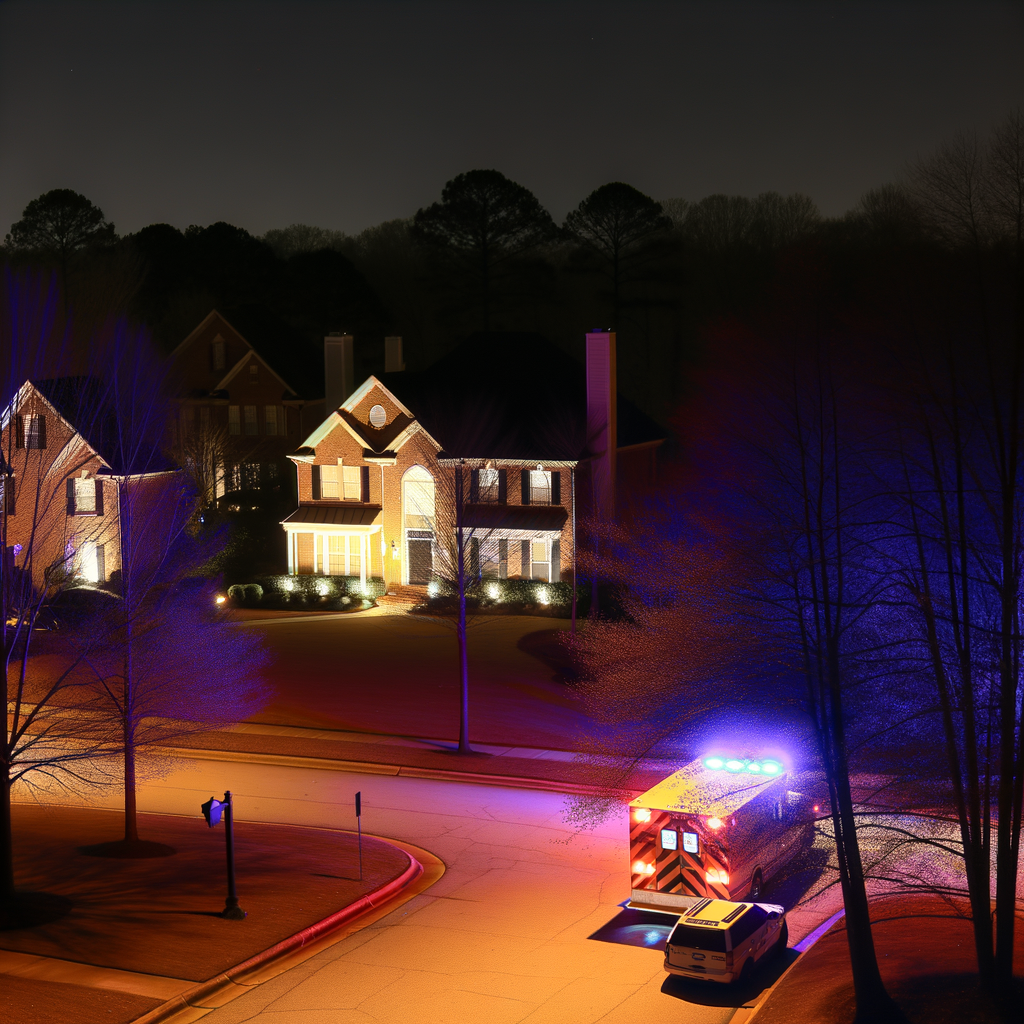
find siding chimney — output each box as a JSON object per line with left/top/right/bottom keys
{"left": 586, "top": 329, "right": 617, "bottom": 520}
{"left": 385, "top": 335, "right": 405, "bottom": 373}
{"left": 324, "top": 333, "right": 354, "bottom": 412}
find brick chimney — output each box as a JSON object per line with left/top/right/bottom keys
{"left": 586, "top": 329, "right": 617, "bottom": 520}
{"left": 385, "top": 336, "right": 405, "bottom": 373}
{"left": 324, "top": 333, "right": 354, "bottom": 412}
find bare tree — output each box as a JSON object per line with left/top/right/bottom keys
{"left": 0, "top": 273, "right": 122, "bottom": 925}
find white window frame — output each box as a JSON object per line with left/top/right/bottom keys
{"left": 342, "top": 464, "right": 361, "bottom": 501}
{"left": 531, "top": 537, "right": 550, "bottom": 582}
{"left": 265, "top": 405, "right": 279, "bottom": 436}
{"left": 321, "top": 465, "right": 340, "bottom": 498}
{"left": 228, "top": 406, "right": 240, "bottom": 435}
{"left": 244, "top": 405, "right": 258, "bottom": 435}
{"left": 24, "top": 414, "right": 45, "bottom": 449}
{"left": 73, "top": 477, "right": 97, "bottom": 515}
{"left": 530, "top": 470, "right": 552, "bottom": 505}
{"left": 479, "top": 467, "right": 500, "bottom": 502}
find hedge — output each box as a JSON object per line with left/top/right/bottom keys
{"left": 227, "top": 574, "right": 386, "bottom": 610}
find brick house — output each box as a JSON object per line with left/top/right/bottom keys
{"left": 281, "top": 331, "right": 664, "bottom": 593}
{"left": 168, "top": 310, "right": 320, "bottom": 503}
{"left": 1, "top": 378, "right": 177, "bottom": 591}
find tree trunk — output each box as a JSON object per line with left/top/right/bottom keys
{"left": 123, "top": 718, "right": 138, "bottom": 843}
{"left": 0, "top": 768, "right": 13, "bottom": 905}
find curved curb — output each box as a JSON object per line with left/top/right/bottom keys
{"left": 132, "top": 836, "right": 440, "bottom": 1024}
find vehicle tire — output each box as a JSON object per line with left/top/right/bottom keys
{"left": 748, "top": 870, "right": 763, "bottom": 900}
{"left": 776, "top": 921, "right": 789, "bottom": 952}
{"left": 739, "top": 958, "right": 754, "bottom": 984}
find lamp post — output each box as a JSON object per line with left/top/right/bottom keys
{"left": 201, "top": 790, "right": 246, "bottom": 920}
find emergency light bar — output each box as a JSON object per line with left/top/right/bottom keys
{"left": 703, "top": 756, "right": 783, "bottom": 777}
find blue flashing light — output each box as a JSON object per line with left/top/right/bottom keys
{"left": 703, "top": 755, "right": 786, "bottom": 777}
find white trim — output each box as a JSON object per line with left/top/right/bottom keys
{"left": 341, "top": 376, "right": 416, "bottom": 419}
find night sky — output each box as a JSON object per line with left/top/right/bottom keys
{"left": 1, "top": 1, "right": 1021, "bottom": 237}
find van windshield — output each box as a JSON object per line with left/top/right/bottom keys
{"left": 668, "top": 925, "right": 728, "bottom": 952}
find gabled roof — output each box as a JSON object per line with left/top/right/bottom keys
{"left": 21, "top": 378, "right": 177, "bottom": 476}
{"left": 299, "top": 375, "right": 440, "bottom": 456}
{"left": 214, "top": 350, "right": 297, "bottom": 397}
{"left": 172, "top": 308, "right": 320, "bottom": 401}
{"left": 379, "top": 332, "right": 665, "bottom": 462}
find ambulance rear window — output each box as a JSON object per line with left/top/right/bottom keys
{"left": 668, "top": 924, "right": 728, "bottom": 953}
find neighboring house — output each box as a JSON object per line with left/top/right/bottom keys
{"left": 282, "top": 331, "right": 664, "bottom": 591}
{"left": 0, "top": 378, "right": 177, "bottom": 591}
{"left": 168, "top": 310, "right": 320, "bottom": 504}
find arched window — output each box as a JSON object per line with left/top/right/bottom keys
{"left": 402, "top": 465, "right": 435, "bottom": 585}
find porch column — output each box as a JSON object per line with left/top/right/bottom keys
{"left": 360, "top": 534, "right": 367, "bottom": 591}
{"left": 287, "top": 531, "right": 294, "bottom": 574}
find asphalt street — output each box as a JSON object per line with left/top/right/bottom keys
{"left": 42, "top": 756, "right": 839, "bottom": 1024}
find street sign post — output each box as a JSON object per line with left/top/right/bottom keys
{"left": 201, "top": 790, "right": 246, "bottom": 920}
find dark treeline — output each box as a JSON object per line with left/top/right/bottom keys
{"left": 5, "top": 176, "right": 843, "bottom": 425}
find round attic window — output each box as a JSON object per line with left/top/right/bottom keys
{"left": 369, "top": 404, "right": 387, "bottom": 428}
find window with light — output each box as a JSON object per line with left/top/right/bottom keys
{"left": 479, "top": 468, "right": 500, "bottom": 502}
{"left": 530, "top": 470, "right": 552, "bottom": 505}
{"left": 74, "top": 477, "right": 97, "bottom": 514}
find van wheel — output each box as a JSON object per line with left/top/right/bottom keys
{"left": 776, "top": 921, "right": 789, "bottom": 951}
{"left": 739, "top": 958, "right": 754, "bottom": 984}
{"left": 748, "top": 871, "right": 763, "bottom": 900}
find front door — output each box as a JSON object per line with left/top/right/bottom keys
{"left": 407, "top": 531, "right": 433, "bottom": 584}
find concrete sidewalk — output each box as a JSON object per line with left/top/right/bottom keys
{"left": 167, "top": 720, "right": 674, "bottom": 797}
{"left": 1, "top": 804, "right": 439, "bottom": 1024}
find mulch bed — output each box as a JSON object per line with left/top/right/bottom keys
{"left": 3, "top": 804, "right": 409, "bottom": 981}
{"left": 756, "top": 895, "right": 1024, "bottom": 1024}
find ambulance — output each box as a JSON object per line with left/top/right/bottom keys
{"left": 628, "top": 754, "right": 815, "bottom": 910}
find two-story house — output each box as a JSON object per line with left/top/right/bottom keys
{"left": 168, "top": 310, "right": 320, "bottom": 503}
{"left": 281, "top": 331, "right": 664, "bottom": 593}
{"left": 1, "top": 377, "right": 177, "bottom": 591}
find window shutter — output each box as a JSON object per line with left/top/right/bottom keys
{"left": 521, "top": 539, "right": 530, "bottom": 576}
{"left": 66, "top": 478, "right": 76, "bottom": 515}
{"left": 94, "top": 479, "right": 104, "bottom": 516}
{"left": 470, "top": 537, "right": 480, "bottom": 579}
{"left": 498, "top": 538, "right": 508, "bottom": 578}
{"left": 37, "top": 416, "right": 46, "bottom": 449}
{"left": 95, "top": 544, "right": 106, "bottom": 583}
{"left": 15, "top": 416, "right": 24, "bottom": 449}
{"left": 470, "top": 469, "right": 479, "bottom": 503}
{"left": 311, "top": 464, "right": 321, "bottom": 500}
{"left": 361, "top": 465, "right": 370, "bottom": 502}
{"left": 3, "top": 475, "right": 14, "bottom": 515}
{"left": 551, "top": 539, "right": 561, "bottom": 582}
{"left": 551, "top": 471, "right": 561, "bottom": 504}
{"left": 498, "top": 469, "right": 507, "bottom": 503}
{"left": 521, "top": 469, "right": 531, "bottom": 505}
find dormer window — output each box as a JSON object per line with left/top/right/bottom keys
{"left": 369, "top": 404, "right": 387, "bottom": 428}
{"left": 249, "top": 363, "right": 259, "bottom": 383}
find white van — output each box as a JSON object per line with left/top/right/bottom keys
{"left": 664, "top": 898, "right": 787, "bottom": 983}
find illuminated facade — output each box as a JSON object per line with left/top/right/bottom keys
{"left": 283, "top": 375, "right": 576, "bottom": 592}
{"left": 0, "top": 378, "right": 178, "bottom": 591}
